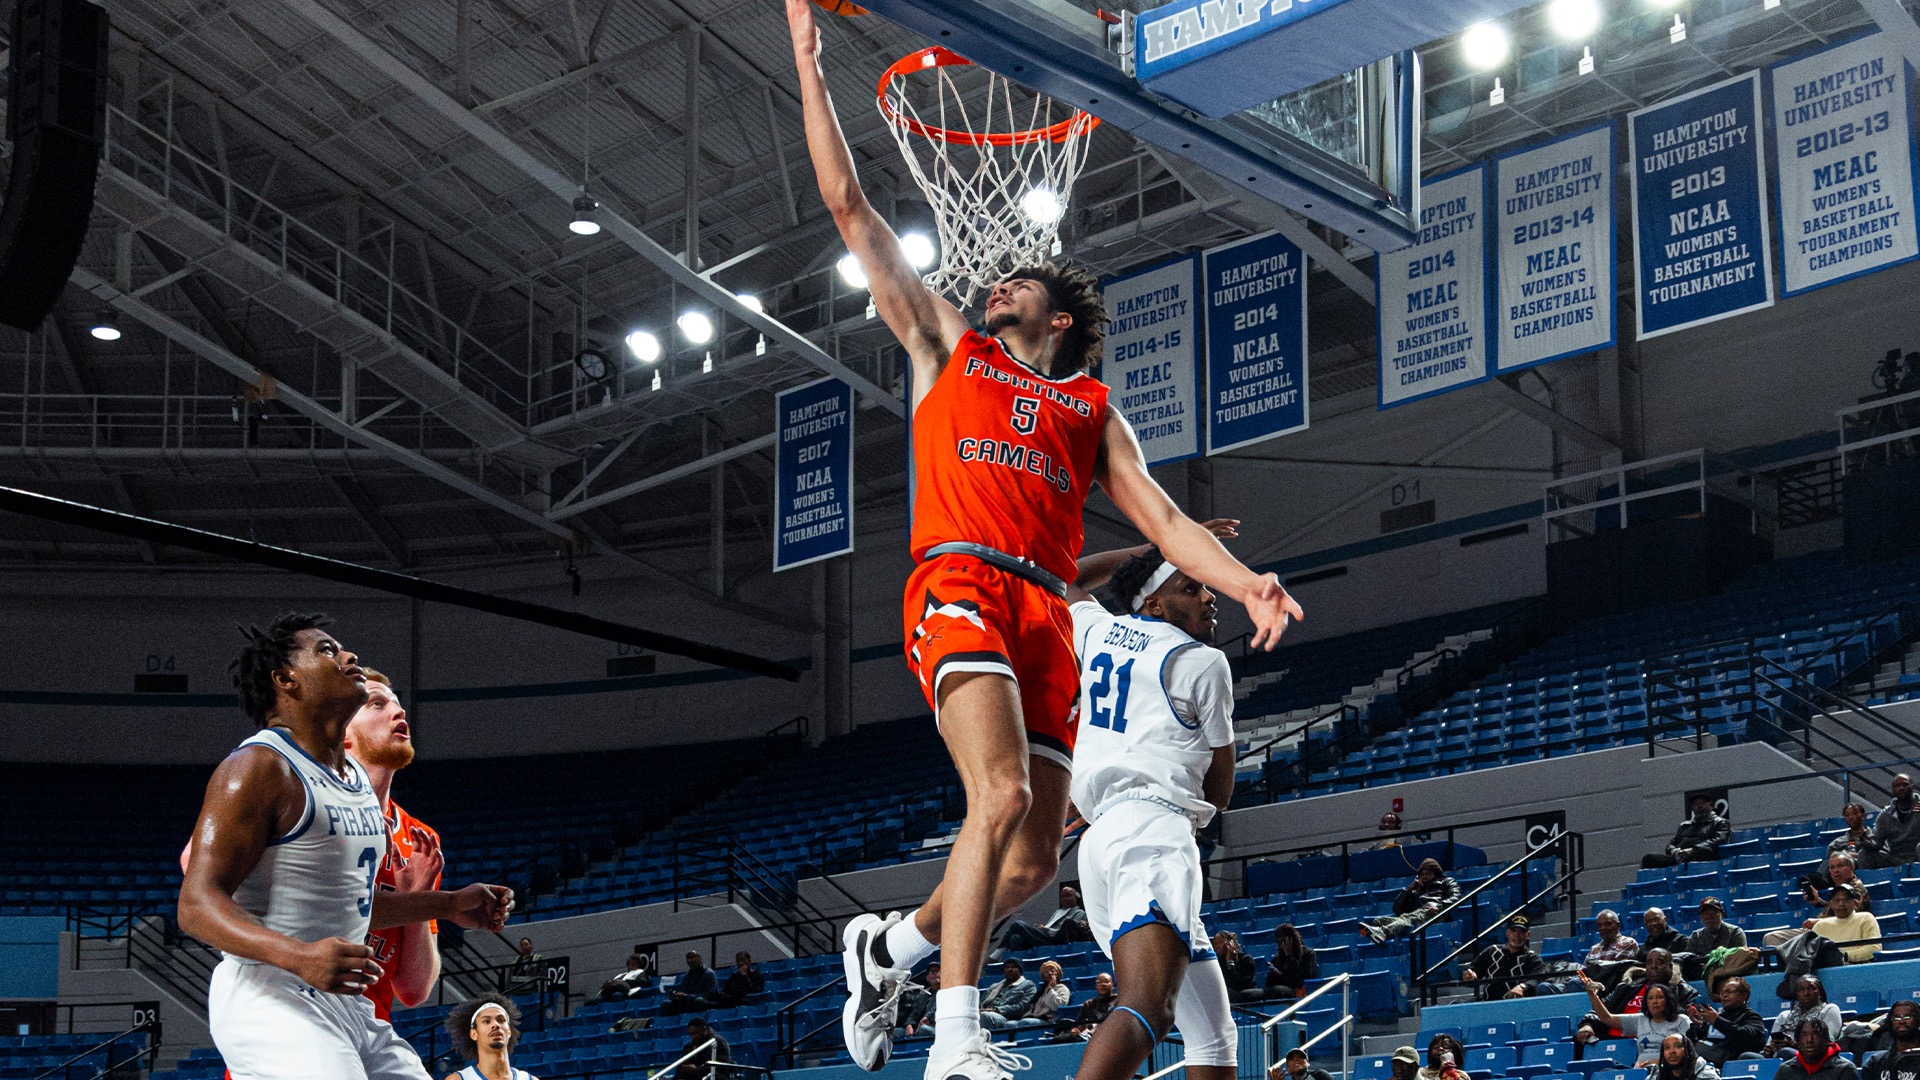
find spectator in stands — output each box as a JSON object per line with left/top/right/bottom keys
{"left": 900, "top": 962, "right": 939, "bottom": 1037}
{"left": 1798, "top": 853, "right": 1873, "bottom": 915}
{"left": 1770, "top": 976, "right": 1844, "bottom": 1056}
{"left": 1641, "top": 908, "right": 1690, "bottom": 959}
{"left": 1461, "top": 916, "right": 1547, "bottom": 999}
{"left": 444, "top": 992, "right": 526, "bottom": 1080}
{"left": 1582, "top": 973, "right": 1690, "bottom": 1066}
{"left": 1053, "top": 971, "right": 1115, "bottom": 1042}
{"left": 1018, "top": 960, "right": 1070, "bottom": 1028}
{"left": 1653, "top": 1034, "right": 1722, "bottom": 1080}
{"left": 1360, "top": 859, "right": 1461, "bottom": 944}
{"left": 996, "top": 885, "right": 1091, "bottom": 955}
{"left": 1375, "top": 812, "right": 1406, "bottom": 850}
{"left": 1214, "top": 930, "right": 1262, "bottom": 1003}
{"left": 1830, "top": 804, "right": 1892, "bottom": 869}
{"left": 717, "top": 951, "right": 764, "bottom": 1007}
{"left": 663, "top": 950, "right": 720, "bottom": 1015}
{"left": 507, "top": 936, "right": 542, "bottom": 991}
{"left": 600, "top": 955, "right": 656, "bottom": 1002}
{"left": 1643, "top": 796, "right": 1731, "bottom": 868}
{"left": 1418, "top": 1034, "right": 1468, "bottom": 1080}
{"left": 1776, "top": 1018, "right": 1857, "bottom": 1080}
{"left": 1809, "top": 887, "right": 1881, "bottom": 963}
{"left": 1575, "top": 950, "right": 1697, "bottom": 1044}
{"left": 1860, "top": 1000, "right": 1920, "bottom": 1080}
{"left": 1389, "top": 1046, "right": 1421, "bottom": 1080}
{"left": 1873, "top": 776, "right": 1920, "bottom": 865}
{"left": 1586, "top": 910, "right": 1643, "bottom": 990}
{"left": 978, "top": 958, "right": 1038, "bottom": 1030}
{"left": 1271, "top": 1047, "right": 1334, "bottom": 1080}
{"left": 1687, "top": 976, "right": 1768, "bottom": 1066}
{"left": 1265, "top": 923, "right": 1319, "bottom": 999}
{"left": 675, "top": 1018, "right": 732, "bottom": 1080}
{"left": 1682, "top": 898, "right": 1753, "bottom": 983}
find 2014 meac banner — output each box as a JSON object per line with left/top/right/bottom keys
{"left": 1492, "top": 123, "right": 1616, "bottom": 372}
{"left": 1101, "top": 256, "right": 1202, "bottom": 466}
{"left": 1203, "top": 231, "right": 1308, "bottom": 454}
{"left": 1629, "top": 70, "right": 1775, "bottom": 339}
{"left": 1769, "top": 31, "right": 1919, "bottom": 297}
{"left": 1377, "top": 164, "right": 1492, "bottom": 408}
{"left": 773, "top": 376, "right": 853, "bottom": 572}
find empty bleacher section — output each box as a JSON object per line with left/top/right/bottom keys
{"left": 0, "top": 1030, "right": 152, "bottom": 1079}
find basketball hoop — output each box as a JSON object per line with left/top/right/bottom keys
{"left": 877, "top": 47, "right": 1100, "bottom": 306}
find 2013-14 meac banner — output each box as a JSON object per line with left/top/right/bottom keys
{"left": 1492, "top": 123, "right": 1617, "bottom": 373}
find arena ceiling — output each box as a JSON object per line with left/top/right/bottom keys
{"left": 0, "top": 0, "right": 1893, "bottom": 587}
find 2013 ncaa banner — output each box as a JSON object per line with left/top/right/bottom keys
{"left": 1769, "top": 32, "right": 1919, "bottom": 296}
{"left": 1629, "top": 70, "right": 1775, "bottom": 339}
{"left": 1202, "top": 231, "right": 1308, "bottom": 454}
{"left": 1492, "top": 123, "right": 1616, "bottom": 372}
{"left": 1101, "top": 256, "right": 1202, "bottom": 466}
{"left": 1377, "top": 165, "right": 1492, "bottom": 408}
{"left": 773, "top": 376, "right": 853, "bottom": 572}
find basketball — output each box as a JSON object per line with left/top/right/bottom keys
{"left": 812, "top": 0, "right": 868, "bottom": 15}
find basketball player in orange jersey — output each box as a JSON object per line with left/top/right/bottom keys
{"left": 181, "top": 668, "right": 444, "bottom": 1023}
{"left": 787, "top": 6, "right": 1304, "bottom": 1080}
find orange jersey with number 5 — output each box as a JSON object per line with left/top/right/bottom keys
{"left": 910, "top": 331, "right": 1110, "bottom": 582}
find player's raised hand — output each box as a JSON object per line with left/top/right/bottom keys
{"left": 393, "top": 825, "right": 442, "bottom": 893}
{"left": 786, "top": 0, "right": 822, "bottom": 59}
{"left": 449, "top": 883, "right": 514, "bottom": 932}
{"left": 1199, "top": 518, "right": 1241, "bottom": 540}
{"left": 1243, "top": 573, "right": 1304, "bottom": 650}
{"left": 294, "top": 937, "right": 383, "bottom": 995}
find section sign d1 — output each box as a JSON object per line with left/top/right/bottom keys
{"left": 1101, "top": 256, "right": 1203, "bottom": 466}
{"left": 773, "top": 376, "right": 853, "bottom": 572}
{"left": 1203, "top": 230, "right": 1308, "bottom": 454}
{"left": 1377, "top": 164, "right": 1493, "bottom": 408}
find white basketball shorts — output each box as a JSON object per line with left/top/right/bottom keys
{"left": 209, "top": 958, "right": 432, "bottom": 1080}
{"left": 1078, "top": 797, "right": 1235, "bottom": 1067}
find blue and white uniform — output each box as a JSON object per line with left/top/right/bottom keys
{"left": 1068, "top": 600, "right": 1237, "bottom": 1067}
{"left": 456, "top": 1067, "right": 538, "bottom": 1080}
{"left": 206, "top": 728, "right": 431, "bottom": 1080}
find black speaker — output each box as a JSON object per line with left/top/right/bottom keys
{"left": 0, "top": 0, "right": 109, "bottom": 332}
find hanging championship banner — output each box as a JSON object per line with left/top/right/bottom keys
{"left": 1203, "top": 231, "right": 1308, "bottom": 454}
{"left": 773, "top": 376, "right": 853, "bottom": 572}
{"left": 1629, "top": 71, "right": 1775, "bottom": 339}
{"left": 1492, "top": 123, "right": 1616, "bottom": 372}
{"left": 1770, "top": 32, "right": 1919, "bottom": 296}
{"left": 1377, "top": 165, "right": 1493, "bottom": 408}
{"left": 1102, "top": 256, "right": 1203, "bottom": 465}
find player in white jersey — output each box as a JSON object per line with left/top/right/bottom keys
{"left": 178, "top": 613, "right": 513, "bottom": 1080}
{"left": 444, "top": 993, "right": 539, "bottom": 1080}
{"left": 1063, "top": 537, "right": 1291, "bottom": 1080}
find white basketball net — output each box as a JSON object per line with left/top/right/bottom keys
{"left": 878, "top": 49, "right": 1099, "bottom": 307}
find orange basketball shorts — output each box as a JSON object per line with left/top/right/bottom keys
{"left": 903, "top": 552, "right": 1079, "bottom": 770}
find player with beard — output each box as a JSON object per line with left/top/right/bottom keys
{"left": 444, "top": 993, "right": 538, "bottom": 1080}
{"left": 182, "top": 668, "right": 445, "bottom": 1023}
{"left": 787, "top": 6, "right": 1302, "bottom": 1079}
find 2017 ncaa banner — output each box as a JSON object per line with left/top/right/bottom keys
{"left": 1202, "top": 231, "right": 1308, "bottom": 454}
{"left": 1629, "top": 70, "right": 1775, "bottom": 339}
{"left": 1492, "top": 123, "right": 1616, "bottom": 372}
{"left": 1101, "top": 256, "right": 1202, "bottom": 466}
{"left": 773, "top": 376, "right": 853, "bottom": 572}
{"left": 1769, "top": 31, "right": 1919, "bottom": 297}
{"left": 1377, "top": 164, "right": 1493, "bottom": 408}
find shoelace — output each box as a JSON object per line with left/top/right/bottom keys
{"left": 859, "top": 971, "right": 908, "bottom": 1026}
{"left": 968, "top": 1033, "right": 1033, "bottom": 1075}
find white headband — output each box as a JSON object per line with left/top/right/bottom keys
{"left": 473, "top": 1003, "right": 510, "bottom": 1025}
{"left": 1131, "top": 562, "right": 1179, "bottom": 613}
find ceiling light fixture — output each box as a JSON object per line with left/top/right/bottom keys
{"left": 1019, "top": 187, "right": 1064, "bottom": 226}
{"left": 1462, "top": 22, "right": 1510, "bottom": 69}
{"left": 625, "top": 329, "right": 662, "bottom": 363}
{"left": 569, "top": 193, "right": 601, "bottom": 236}
{"left": 88, "top": 308, "right": 121, "bottom": 342}
{"left": 677, "top": 310, "right": 715, "bottom": 345}
{"left": 837, "top": 253, "right": 870, "bottom": 290}
{"left": 1547, "top": 0, "right": 1602, "bottom": 40}
{"left": 901, "top": 232, "right": 938, "bottom": 270}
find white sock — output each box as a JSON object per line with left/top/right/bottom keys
{"left": 931, "top": 985, "right": 981, "bottom": 1055}
{"left": 884, "top": 911, "right": 937, "bottom": 969}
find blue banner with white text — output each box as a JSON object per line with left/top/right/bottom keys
{"left": 1630, "top": 70, "right": 1775, "bottom": 339}
{"left": 774, "top": 376, "right": 853, "bottom": 572}
{"left": 1377, "top": 165, "right": 1493, "bottom": 408}
{"left": 1492, "top": 123, "right": 1617, "bottom": 372}
{"left": 1102, "top": 256, "right": 1203, "bottom": 466}
{"left": 1203, "top": 231, "right": 1308, "bottom": 454}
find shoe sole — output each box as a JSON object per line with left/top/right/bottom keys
{"left": 841, "top": 914, "right": 890, "bottom": 1072}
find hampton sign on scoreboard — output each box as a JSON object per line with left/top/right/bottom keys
{"left": 773, "top": 376, "right": 853, "bottom": 572}
{"left": 1629, "top": 71, "right": 1775, "bottom": 339}
{"left": 1101, "top": 256, "right": 1203, "bottom": 466}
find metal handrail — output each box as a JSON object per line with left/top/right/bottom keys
{"left": 1259, "top": 971, "right": 1352, "bottom": 1080}
{"left": 26, "top": 1021, "right": 157, "bottom": 1080}
{"left": 1406, "top": 829, "right": 1584, "bottom": 1005}
{"left": 1417, "top": 853, "right": 1582, "bottom": 986}
{"left": 1260, "top": 971, "right": 1350, "bottom": 1029}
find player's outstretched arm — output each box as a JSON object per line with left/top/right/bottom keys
{"left": 786, "top": 0, "right": 968, "bottom": 385}
{"left": 370, "top": 883, "right": 512, "bottom": 933}
{"left": 179, "top": 747, "right": 383, "bottom": 994}
{"left": 1095, "top": 411, "right": 1303, "bottom": 650}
